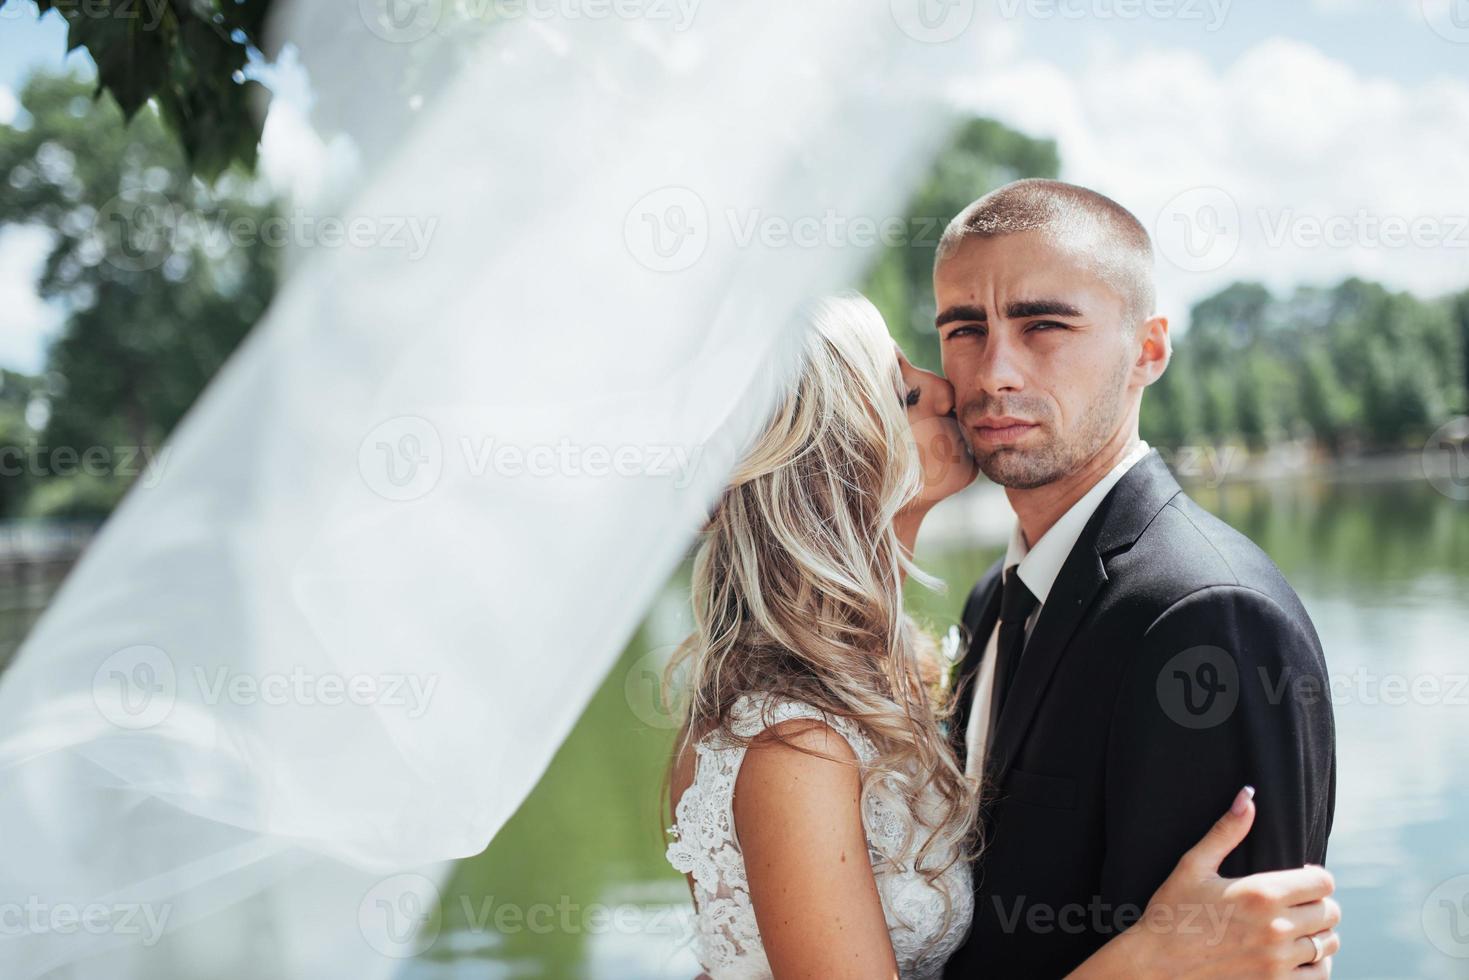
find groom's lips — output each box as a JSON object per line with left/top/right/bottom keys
{"left": 970, "top": 416, "right": 1039, "bottom": 447}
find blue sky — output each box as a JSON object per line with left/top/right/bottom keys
{"left": 2, "top": 0, "right": 1467, "bottom": 372}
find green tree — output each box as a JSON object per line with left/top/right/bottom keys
{"left": 0, "top": 0, "right": 275, "bottom": 178}
{"left": 862, "top": 117, "right": 1060, "bottom": 370}
{"left": 1450, "top": 289, "right": 1469, "bottom": 414}
{"left": 0, "top": 372, "right": 41, "bottom": 518}
{"left": 0, "top": 72, "right": 279, "bottom": 517}
{"left": 1138, "top": 352, "right": 1201, "bottom": 450}
{"left": 1164, "top": 277, "right": 1463, "bottom": 454}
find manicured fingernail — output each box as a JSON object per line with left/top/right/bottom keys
{"left": 1232, "top": 785, "right": 1256, "bottom": 815}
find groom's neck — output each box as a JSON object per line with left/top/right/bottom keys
{"left": 1006, "top": 427, "right": 1140, "bottom": 549}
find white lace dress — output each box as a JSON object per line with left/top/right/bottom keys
{"left": 665, "top": 693, "right": 973, "bottom": 979}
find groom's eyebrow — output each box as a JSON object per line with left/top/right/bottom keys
{"left": 1006, "top": 299, "right": 1084, "bottom": 319}
{"left": 935, "top": 299, "right": 1085, "bottom": 328}
{"left": 935, "top": 304, "right": 987, "bottom": 328}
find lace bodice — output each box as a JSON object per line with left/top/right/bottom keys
{"left": 665, "top": 693, "right": 973, "bottom": 979}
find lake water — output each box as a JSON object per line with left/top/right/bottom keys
{"left": 393, "top": 473, "right": 1468, "bottom": 980}
{"left": 5, "top": 480, "right": 1460, "bottom": 979}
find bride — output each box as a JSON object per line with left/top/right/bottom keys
{"left": 663, "top": 294, "right": 1340, "bottom": 979}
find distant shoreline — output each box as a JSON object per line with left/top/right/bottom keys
{"left": 916, "top": 445, "right": 1461, "bottom": 552}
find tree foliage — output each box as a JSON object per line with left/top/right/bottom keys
{"left": 0, "top": 0, "right": 274, "bottom": 179}
{"left": 861, "top": 117, "right": 1061, "bottom": 370}
{"left": 0, "top": 71, "right": 279, "bottom": 518}
{"left": 1142, "top": 279, "right": 1468, "bottom": 453}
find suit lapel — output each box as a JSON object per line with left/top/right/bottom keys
{"left": 983, "top": 544, "right": 1106, "bottom": 783}
{"left": 982, "top": 451, "right": 1183, "bottom": 786}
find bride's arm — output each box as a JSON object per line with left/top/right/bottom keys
{"left": 1067, "top": 788, "right": 1341, "bottom": 979}
{"left": 735, "top": 720, "right": 901, "bottom": 980}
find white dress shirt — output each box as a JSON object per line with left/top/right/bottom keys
{"left": 964, "top": 440, "right": 1152, "bottom": 777}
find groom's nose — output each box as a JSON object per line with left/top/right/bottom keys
{"left": 970, "top": 328, "right": 1026, "bottom": 394}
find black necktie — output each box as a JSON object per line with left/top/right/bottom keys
{"left": 989, "top": 566, "right": 1039, "bottom": 738}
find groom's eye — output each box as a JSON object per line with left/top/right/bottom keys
{"left": 945, "top": 325, "right": 983, "bottom": 340}
{"left": 1027, "top": 320, "right": 1068, "bottom": 332}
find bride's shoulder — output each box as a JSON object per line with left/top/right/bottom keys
{"left": 721, "top": 692, "right": 875, "bottom": 762}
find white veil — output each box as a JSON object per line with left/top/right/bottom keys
{"left": 0, "top": 3, "right": 985, "bottom": 976}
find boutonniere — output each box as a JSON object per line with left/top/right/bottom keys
{"left": 939, "top": 623, "right": 965, "bottom": 696}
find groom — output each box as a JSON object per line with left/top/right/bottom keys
{"left": 935, "top": 180, "right": 1336, "bottom": 977}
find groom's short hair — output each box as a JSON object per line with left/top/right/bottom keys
{"left": 936, "top": 179, "right": 1157, "bottom": 328}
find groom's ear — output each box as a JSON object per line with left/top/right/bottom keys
{"left": 1135, "top": 315, "right": 1171, "bottom": 387}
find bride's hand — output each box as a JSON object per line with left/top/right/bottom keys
{"left": 1122, "top": 787, "right": 1341, "bottom": 978}
{"left": 896, "top": 344, "right": 977, "bottom": 512}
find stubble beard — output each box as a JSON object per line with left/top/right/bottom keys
{"left": 964, "top": 360, "right": 1131, "bottom": 491}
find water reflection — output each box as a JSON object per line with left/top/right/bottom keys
{"left": 413, "top": 476, "right": 1468, "bottom": 979}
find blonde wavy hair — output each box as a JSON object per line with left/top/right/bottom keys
{"left": 667, "top": 292, "right": 979, "bottom": 932}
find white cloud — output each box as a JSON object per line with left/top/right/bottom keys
{"left": 0, "top": 226, "right": 63, "bottom": 375}
{"left": 256, "top": 46, "right": 362, "bottom": 213}
{"left": 957, "top": 36, "right": 1469, "bottom": 326}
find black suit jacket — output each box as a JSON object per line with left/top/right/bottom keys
{"left": 943, "top": 451, "right": 1336, "bottom": 979}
